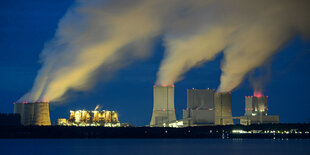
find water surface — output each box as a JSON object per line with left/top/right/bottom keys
{"left": 0, "top": 139, "right": 309, "bottom": 155}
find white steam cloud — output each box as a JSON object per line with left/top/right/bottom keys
{"left": 156, "top": 0, "right": 310, "bottom": 92}
{"left": 19, "top": 0, "right": 167, "bottom": 102}
{"left": 19, "top": 0, "right": 310, "bottom": 102}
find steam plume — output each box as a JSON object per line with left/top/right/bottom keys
{"left": 19, "top": 0, "right": 310, "bottom": 102}
{"left": 19, "top": 0, "right": 167, "bottom": 102}
{"left": 156, "top": 0, "right": 310, "bottom": 92}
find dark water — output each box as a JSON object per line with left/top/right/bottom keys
{"left": 0, "top": 139, "right": 309, "bottom": 155}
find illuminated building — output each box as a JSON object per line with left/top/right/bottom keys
{"left": 13, "top": 102, "right": 51, "bottom": 126}
{"left": 214, "top": 92, "right": 234, "bottom": 125}
{"left": 150, "top": 85, "right": 176, "bottom": 126}
{"left": 183, "top": 88, "right": 215, "bottom": 126}
{"left": 59, "top": 109, "right": 120, "bottom": 127}
{"left": 240, "top": 95, "right": 279, "bottom": 125}
{"left": 245, "top": 96, "right": 268, "bottom": 116}
{"left": 57, "top": 118, "right": 68, "bottom": 126}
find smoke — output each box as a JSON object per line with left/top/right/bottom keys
{"left": 249, "top": 64, "right": 271, "bottom": 95}
{"left": 156, "top": 0, "right": 310, "bottom": 92}
{"left": 19, "top": 0, "right": 169, "bottom": 102}
{"left": 19, "top": 0, "right": 310, "bottom": 102}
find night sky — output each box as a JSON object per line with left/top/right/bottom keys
{"left": 1, "top": 0, "right": 310, "bottom": 126}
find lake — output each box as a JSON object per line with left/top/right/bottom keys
{"left": 0, "top": 139, "right": 309, "bottom": 155}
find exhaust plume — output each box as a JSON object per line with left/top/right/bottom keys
{"left": 19, "top": 0, "right": 310, "bottom": 102}
{"left": 156, "top": 0, "right": 310, "bottom": 92}
{"left": 19, "top": 0, "right": 169, "bottom": 102}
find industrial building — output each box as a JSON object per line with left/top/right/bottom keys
{"left": 150, "top": 85, "right": 176, "bottom": 127}
{"left": 13, "top": 102, "right": 51, "bottom": 126}
{"left": 182, "top": 89, "right": 233, "bottom": 126}
{"left": 149, "top": 85, "right": 280, "bottom": 127}
{"left": 240, "top": 95, "right": 279, "bottom": 125}
{"left": 183, "top": 88, "right": 215, "bottom": 126}
{"left": 58, "top": 109, "right": 120, "bottom": 127}
{"left": 245, "top": 96, "right": 268, "bottom": 116}
{"left": 214, "top": 92, "right": 234, "bottom": 125}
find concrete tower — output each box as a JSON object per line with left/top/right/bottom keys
{"left": 33, "top": 102, "right": 51, "bottom": 125}
{"left": 214, "top": 92, "right": 233, "bottom": 125}
{"left": 183, "top": 88, "right": 215, "bottom": 126}
{"left": 150, "top": 85, "right": 176, "bottom": 126}
{"left": 23, "top": 102, "right": 35, "bottom": 125}
{"left": 14, "top": 102, "right": 51, "bottom": 126}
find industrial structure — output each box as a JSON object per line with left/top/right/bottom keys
{"left": 240, "top": 95, "right": 279, "bottom": 125}
{"left": 150, "top": 85, "right": 176, "bottom": 127}
{"left": 245, "top": 96, "right": 268, "bottom": 116}
{"left": 13, "top": 102, "right": 51, "bottom": 126}
{"left": 214, "top": 92, "right": 234, "bottom": 125}
{"left": 182, "top": 89, "right": 233, "bottom": 126}
{"left": 58, "top": 109, "right": 120, "bottom": 127}
{"left": 181, "top": 89, "right": 278, "bottom": 127}
{"left": 183, "top": 88, "right": 215, "bottom": 126}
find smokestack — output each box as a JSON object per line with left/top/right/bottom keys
{"left": 150, "top": 85, "right": 176, "bottom": 126}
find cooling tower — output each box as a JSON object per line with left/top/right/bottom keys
{"left": 33, "top": 102, "right": 51, "bottom": 126}
{"left": 150, "top": 85, "right": 176, "bottom": 126}
{"left": 23, "top": 102, "right": 34, "bottom": 125}
{"left": 214, "top": 92, "right": 233, "bottom": 125}
{"left": 14, "top": 102, "right": 51, "bottom": 126}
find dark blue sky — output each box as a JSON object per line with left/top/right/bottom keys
{"left": 1, "top": 0, "right": 310, "bottom": 126}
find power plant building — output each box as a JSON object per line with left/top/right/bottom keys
{"left": 183, "top": 89, "right": 215, "bottom": 126}
{"left": 182, "top": 89, "right": 233, "bottom": 126}
{"left": 58, "top": 109, "right": 120, "bottom": 127}
{"left": 150, "top": 85, "right": 176, "bottom": 126}
{"left": 14, "top": 102, "right": 51, "bottom": 126}
{"left": 240, "top": 95, "right": 279, "bottom": 125}
{"left": 214, "top": 92, "right": 234, "bottom": 125}
{"left": 245, "top": 96, "right": 268, "bottom": 116}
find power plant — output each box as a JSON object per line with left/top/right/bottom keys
{"left": 11, "top": 85, "right": 278, "bottom": 128}
{"left": 13, "top": 102, "right": 51, "bottom": 126}
{"left": 150, "top": 85, "right": 176, "bottom": 127}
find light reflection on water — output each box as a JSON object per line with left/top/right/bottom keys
{"left": 0, "top": 139, "right": 310, "bottom": 155}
